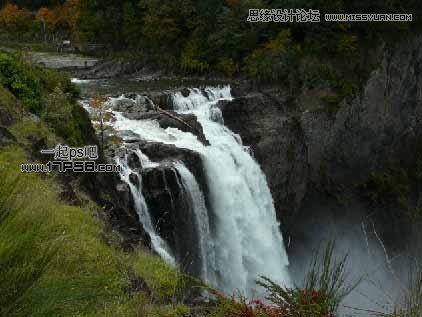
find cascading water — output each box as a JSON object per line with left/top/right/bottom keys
{"left": 109, "top": 86, "right": 290, "bottom": 297}
{"left": 173, "top": 162, "right": 217, "bottom": 288}
{"left": 117, "top": 153, "right": 176, "bottom": 266}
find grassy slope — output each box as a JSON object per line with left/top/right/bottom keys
{"left": 0, "top": 55, "right": 192, "bottom": 316}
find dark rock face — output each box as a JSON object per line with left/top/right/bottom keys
{"left": 127, "top": 151, "right": 142, "bottom": 169}
{"left": 181, "top": 88, "right": 190, "bottom": 98}
{"left": 221, "top": 94, "right": 308, "bottom": 215}
{"left": 148, "top": 91, "right": 174, "bottom": 110}
{"left": 142, "top": 165, "right": 203, "bottom": 277}
{"left": 129, "top": 173, "right": 140, "bottom": 187}
{"left": 111, "top": 141, "right": 210, "bottom": 269}
{"left": 221, "top": 36, "right": 422, "bottom": 239}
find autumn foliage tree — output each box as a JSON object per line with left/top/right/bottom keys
{"left": 35, "top": 7, "right": 57, "bottom": 41}
{"left": 59, "top": 0, "right": 81, "bottom": 35}
{"left": 89, "top": 94, "right": 108, "bottom": 152}
{"left": 0, "top": 3, "right": 28, "bottom": 38}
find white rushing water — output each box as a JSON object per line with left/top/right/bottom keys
{"left": 116, "top": 153, "right": 176, "bottom": 266}
{"left": 110, "top": 86, "right": 290, "bottom": 296}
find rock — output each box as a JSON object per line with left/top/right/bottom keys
{"left": 112, "top": 98, "right": 136, "bottom": 112}
{"left": 142, "top": 165, "right": 203, "bottom": 277}
{"left": 147, "top": 91, "right": 174, "bottom": 110}
{"left": 123, "top": 110, "right": 210, "bottom": 145}
{"left": 210, "top": 106, "right": 224, "bottom": 124}
{"left": 127, "top": 151, "right": 142, "bottom": 169}
{"left": 136, "top": 140, "right": 211, "bottom": 213}
{"left": 220, "top": 35, "right": 422, "bottom": 233}
{"left": 181, "top": 88, "right": 190, "bottom": 98}
{"left": 201, "top": 89, "right": 209, "bottom": 100}
{"left": 0, "top": 127, "right": 16, "bottom": 146}
{"left": 156, "top": 112, "right": 210, "bottom": 146}
{"left": 117, "top": 130, "right": 142, "bottom": 143}
{"left": 129, "top": 173, "right": 139, "bottom": 187}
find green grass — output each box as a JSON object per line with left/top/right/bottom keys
{"left": 0, "top": 146, "right": 191, "bottom": 317}
{"left": 381, "top": 266, "right": 422, "bottom": 317}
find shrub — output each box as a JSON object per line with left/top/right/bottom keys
{"left": 0, "top": 52, "right": 42, "bottom": 113}
{"left": 209, "top": 242, "right": 359, "bottom": 317}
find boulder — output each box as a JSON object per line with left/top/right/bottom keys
{"left": 127, "top": 151, "right": 142, "bottom": 169}
{"left": 181, "top": 88, "right": 190, "bottom": 98}
{"left": 129, "top": 173, "right": 140, "bottom": 187}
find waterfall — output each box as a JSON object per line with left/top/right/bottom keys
{"left": 174, "top": 162, "right": 217, "bottom": 288}
{"left": 110, "top": 86, "right": 290, "bottom": 297}
{"left": 117, "top": 154, "right": 176, "bottom": 266}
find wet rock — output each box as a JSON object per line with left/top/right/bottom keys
{"left": 181, "top": 88, "right": 190, "bottom": 98}
{"left": 117, "top": 130, "right": 142, "bottom": 143}
{"left": 129, "top": 173, "right": 139, "bottom": 187}
{"left": 210, "top": 106, "right": 224, "bottom": 124}
{"left": 147, "top": 91, "right": 174, "bottom": 110}
{"left": 124, "top": 110, "right": 210, "bottom": 145}
{"left": 127, "top": 151, "right": 142, "bottom": 169}
{"left": 220, "top": 35, "right": 422, "bottom": 227}
{"left": 142, "top": 165, "right": 203, "bottom": 277}
{"left": 112, "top": 98, "right": 136, "bottom": 112}
{"left": 135, "top": 140, "right": 210, "bottom": 207}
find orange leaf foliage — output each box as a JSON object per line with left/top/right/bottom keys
{"left": 36, "top": 7, "right": 58, "bottom": 30}
{"left": 0, "top": 4, "right": 27, "bottom": 27}
{"left": 60, "top": 0, "right": 81, "bottom": 31}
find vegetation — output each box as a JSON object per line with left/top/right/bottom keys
{"left": 207, "top": 242, "right": 360, "bottom": 317}
{"left": 0, "top": 52, "right": 91, "bottom": 146}
{"left": 382, "top": 266, "right": 422, "bottom": 317}
{"left": 0, "top": 0, "right": 420, "bottom": 87}
{"left": 0, "top": 147, "right": 197, "bottom": 317}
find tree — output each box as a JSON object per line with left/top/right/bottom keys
{"left": 35, "top": 7, "right": 57, "bottom": 41}
{"left": 0, "top": 3, "right": 28, "bottom": 36}
{"left": 57, "top": 0, "right": 80, "bottom": 34}
{"left": 122, "top": 1, "right": 141, "bottom": 48}
{"left": 89, "top": 95, "right": 108, "bottom": 152}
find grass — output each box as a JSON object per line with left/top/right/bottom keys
{"left": 206, "top": 242, "right": 360, "bottom": 317}
{"left": 0, "top": 145, "right": 192, "bottom": 317}
{"left": 382, "top": 265, "right": 422, "bottom": 317}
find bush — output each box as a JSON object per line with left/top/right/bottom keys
{"left": 0, "top": 52, "right": 42, "bottom": 113}
{"left": 208, "top": 242, "right": 360, "bottom": 317}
